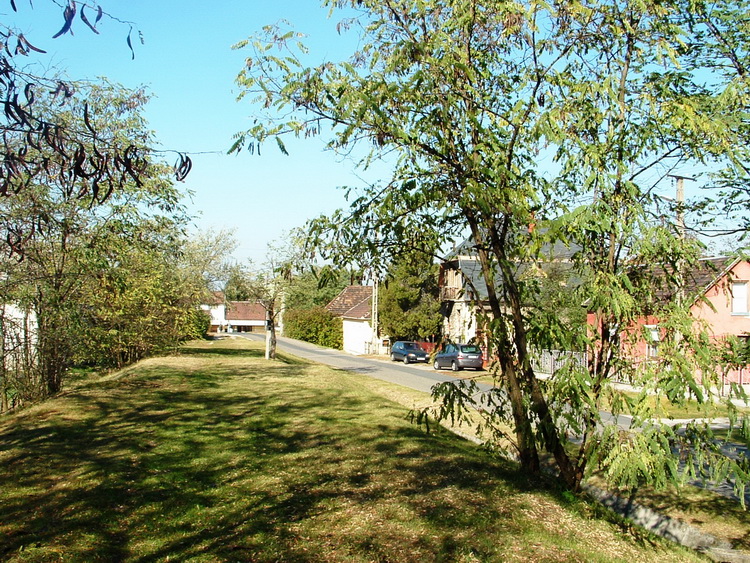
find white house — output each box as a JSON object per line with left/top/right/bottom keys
{"left": 200, "top": 293, "right": 272, "bottom": 333}
{"left": 325, "top": 285, "right": 378, "bottom": 355}
{"left": 201, "top": 292, "right": 228, "bottom": 332}
{"left": 1, "top": 303, "right": 37, "bottom": 376}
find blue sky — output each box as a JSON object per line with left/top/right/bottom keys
{"left": 7, "top": 1, "right": 735, "bottom": 262}
{"left": 9, "top": 1, "right": 373, "bottom": 263}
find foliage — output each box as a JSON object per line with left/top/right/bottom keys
{"left": 246, "top": 235, "right": 359, "bottom": 359}
{"left": 283, "top": 267, "right": 353, "bottom": 311}
{"left": 0, "top": 1, "right": 191, "bottom": 256}
{"left": 223, "top": 262, "right": 254, "bottom": 301}
{"left": 235, "top": 0, "right": 750, "bottom": 497}
{"left": 379, "top": 250, "right": 442, "bottom": 341}
{"left": 179, "top": 229, "right": 239, "bottom": 299}
{"left": 0, "top": 82, "right": 197, "bottom": 409}
{"left": 75, "top": 234, "right": 213, "bottom": 369}
{"left": 284, "top": 306, "right": 343, "bottom": 348}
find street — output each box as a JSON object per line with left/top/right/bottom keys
{"left": 237, "top": 332, "right": 490, "bottom": 394}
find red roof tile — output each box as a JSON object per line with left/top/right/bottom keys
{"left": 225, "top": 301, "right": 266, "bottom": 321}
{"left": 326, "top": 285, "right": 373, "bottom": 319}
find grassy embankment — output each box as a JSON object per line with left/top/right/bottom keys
{"left": 0, "top": 337, "right": 727, "bottom": 561}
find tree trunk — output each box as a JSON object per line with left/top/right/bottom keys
{"left": 467, "top": 217, "right": 541, "bottom": 474}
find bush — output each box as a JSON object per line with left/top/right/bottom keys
{"left": 284, "top": 307, "right": 342, "bottom": 349}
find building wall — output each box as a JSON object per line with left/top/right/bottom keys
{"left": 227, "top": 321, "right": 266, "bottom": 333}
{"left": 691, "top": 261, "right": 750, "bottom": 339}
{"left": 607, "top": 260, "right": 750, "bottom": 385}
{"left": 691, "top": 261, "right": 750, "bottom": 385}
{"left": 343, "top": 318, "right": 373, "bottom": 356}
{"left": 443, "top": 301, "right": 478, "bottom": 343}
{"left": 200, "top": 303, "right": 227, "bottom": 332}
{"left": 1, "top": 304, "right": 37, "bottom": 374}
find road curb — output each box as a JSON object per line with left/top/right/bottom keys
{"left": 582, "top": 485, "right": 750, "bottom": 562}
{"left": 440, "top": 422, "right": 749, "bottom": 561}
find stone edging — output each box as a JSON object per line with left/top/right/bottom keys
{"left": 441, "top": 421, "right": 750, "bottom": 562}
{"left": 583, "top": 484, "right": 749, "bottom": 562}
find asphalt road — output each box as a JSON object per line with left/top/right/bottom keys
{"left": 237, "top": 332, "right": 486, "bottom": 395}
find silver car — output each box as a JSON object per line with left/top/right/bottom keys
{"left": 433, "top": 343, "right": 484, "bottom": 371}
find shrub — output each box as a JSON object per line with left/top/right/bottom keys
{"left": 284, "top": 307, "right": 342, "bottom": 349}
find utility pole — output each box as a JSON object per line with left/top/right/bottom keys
{"left": 667, "top": 174, "right": 693, "bottom": 311}
{"left": 667, "top": 173, "right": 693, "bottom": 239}
{"left": 371, "top": 275, "right": 379, "bottom": 354}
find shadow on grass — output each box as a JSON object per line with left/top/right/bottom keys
{"left": 0, "top": 353, "right": 689, "bottom": 562}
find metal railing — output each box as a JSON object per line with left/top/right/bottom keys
{"left": 531, "top": 349, "right": 587, "bottom": 376}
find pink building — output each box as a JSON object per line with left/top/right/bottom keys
{"left": 691, "top": 257, "right": 750, "bottom": 385}
{"left": 614, "top": 256, "right": 750, "bottom": 386}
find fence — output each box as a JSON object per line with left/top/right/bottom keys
{"left": 531, "top": 349, "right": 587, "bottom": 376}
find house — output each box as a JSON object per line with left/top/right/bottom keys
{"left": 325, "top": 285, "right": 379, "bottom": 355}
{"left": 200, "top": 293, "right": 271, "bottom": 333}
{"left": 439, "top": 242, "right": 488, "bottom": 344}
{"left": 225, "top": 301, "right": 268, "bottom": 333}
{"left": 200, "top": 291, "right": 227, "bottom": 332}
{"left": 0, "top": 302, "right": 37, "bottom": 370}
{"left": 621, "top": 256, "right": 750, "bottom": 385}
{"left": 439, "top": 237, "right": 579, "bottom": 344}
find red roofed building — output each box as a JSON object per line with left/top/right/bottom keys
{"left": 225, "top": 301, "right": 267, "bottom": 333}
{"left": 326, "top": 285, "right": 378, "bottom": 355}
{"left": 200, "top": 293, "right": 271, "bottom": 333}
{"left": 601, "top": 256, "right": 750, "bottom": 389}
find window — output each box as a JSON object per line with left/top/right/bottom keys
{"left": 645, "top": 325, "right": 660, "bottom": 358}
{"left": 732, "top": 282, "right": 748, "bottom": 315}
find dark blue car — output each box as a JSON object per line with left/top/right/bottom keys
{"left": 390, "top": 341, "right": 428, "bottom": 364}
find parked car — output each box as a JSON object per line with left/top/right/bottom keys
{"left": 433, "top": 343, "right": 483, "bottom": 371}
{"left": 390, "top": 341, "right": 429, "bottom": 364}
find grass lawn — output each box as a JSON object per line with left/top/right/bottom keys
{"left": 0, "top": 337, "right": 711, "bottom": 562}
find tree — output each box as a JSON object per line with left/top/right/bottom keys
{"left": 75, "top": 225, "right": 211, "bottom": 369}
{"left": 179, "top": 229, "right": 239, "bottom": 299}
{"left": 379, "top": 251, "right": 441, "bottom": 341}
{"left": 283, "top": 267, "right": 354, "bottom": 312}
{"left": 224, "top": 262, "right": 254, "bottom": 302}
{"left": 235, "top": 0, "right": 750, "bottom": 496}
{"left": 0, "top": 81, "right": 191, "bottom": 404}
{"left": 242, "top": 238, "right": 305, "bottom": 360}
{"left": 284, "top": 306, "right": 343, "bottom": 349}
{"left": 0, "top": 1, "right": 191, "bottom": 256}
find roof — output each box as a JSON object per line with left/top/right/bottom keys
{"left": 225, "top": 301, "right": 266, "bottom": 321}
{"left": 343, "top": 297, "right": 372, "bottom": 320}
{"left": 442, "top": 235, "right": 581, "bottom": 302}
{"left": 687, "top": 256, "right": 739, "bottom": 298}
{"left": 645, "top": 256, "right": 740, "bottom": 304}
{"left": 326, "top": 285, "right": 373, "bottom": 320}
{"left": 444, "top": 229, "right": 579, "bottom": 263}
